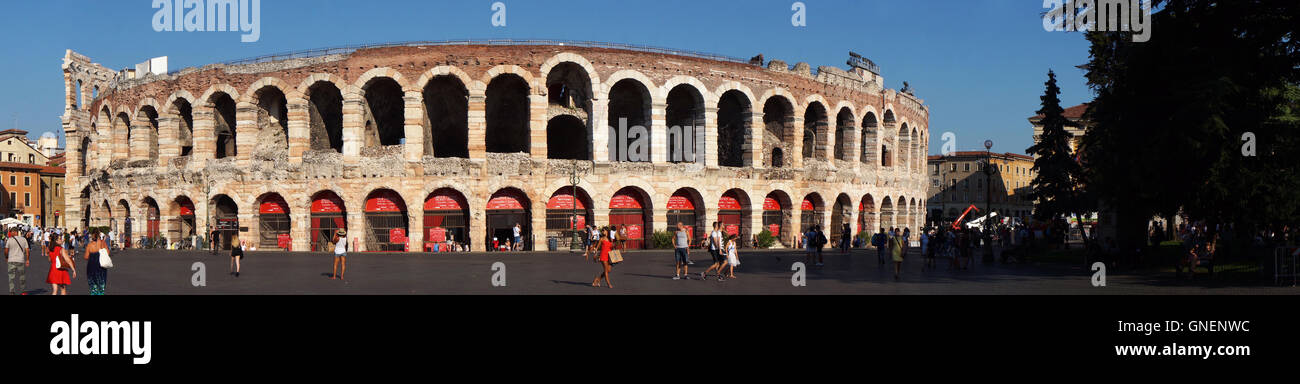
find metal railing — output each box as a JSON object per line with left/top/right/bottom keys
{"left": 212, "top": 39, "right": 756, "bottom": 68}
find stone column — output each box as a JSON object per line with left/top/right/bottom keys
{"left": 467, "top": 94, "right": 487, "bottom": 160}
{"left": 650, "top": 101, "right": 667, "bottom": 163}
{"left": 530, "top": 202, "right": 547, "bottom": 251}
{"left": 157, "top": 115, "right": 179, "bottom": 168}
{"left": 408, "top": 208, "right": 424, "bottom": 252}
{"left": 235, "top": 102, "right": 256, "bottom": 165}
{"left": 791, "top": 115, "right": 804, "bottom": 169}
{"left": 592, "top": 98, "right": 609, "bottom": 162}
{"left": 403, "top": 92, "right": 425, "bottom": 163}
{"left": 746, "top": 113, "right": 761, "bottom": 168}
{"left": 346, "top": 210, "right": 366, "bottom": 253}
{"left": 703, "top": 106, "right": 718, "bottom": 167}
{"left": 529, "top": 94, "right": 547, "bottom": 161}
{"left": 192, "top": 107, "right": 216, "bottom": 167}
{"left": 291, "top": 210, "right": 310, "bottom": 252}
{"left": 341, "top": 98, "right": 364, "bottom": 165}
{"left": 286, "top": 100, "right": 310, "bottom": 165}
{"left": 469, "top": 208, "right": 486, "bottom": 252}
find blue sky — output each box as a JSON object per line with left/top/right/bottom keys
{"left": 0, "top": 0, "right": 1094, "bottom": 155}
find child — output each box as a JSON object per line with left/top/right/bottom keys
{"left": 724, "top": 234, "right": 740, "bottom": 279}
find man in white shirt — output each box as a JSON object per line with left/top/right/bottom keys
{"left": 6, "top": 229, "right": 30, "bottom": 295}
{"left": 701, "top": 222, "right": 727, "bottom": 280}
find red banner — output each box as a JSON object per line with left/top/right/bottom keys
{"left": 366, "top": 191, "right": 405, "bottom": 213}
{"left": 763, "top": 197, "right": 782, "bottom": 211}
{"left": 802, "top": 199, "right": 816, "bottom": 211}
{"left": 667, "top": 194, "right": 695, "bottom": 210}
{"left": 719, "top": 195, "right": 742, "bottom": 211}
{"left": 487, "top": 191, "right": 525, "bottom": 210}
{"left": 424, "top": 192, "right": 465, "bottom": 211}
{"left": 546, "top": 193, "right": 586, "bottom": 210}
{"left": 626, "top": 224, "right": 643, "bottom": 239}
{"left": 389, "top": 228, "right": 407, "bottom": 244}
{"left": 427, "top": 227, "right": 447, "bottom": 243}
{"left": 178, "top": 203, "right": 195, "bottom": 216}
{"left": 610, "top": 194, "right": 642, "bottom": 210}
{"left": 312, "top": 195, "right": 344, "bottom": 213}
{"left": 277, "top": 234, "right": 291, "bottom": 250}
{"left": 725, "top": 224, "right": 739, "bottom": 236}
{"left": 572, "top": 215, "right": 587, "bottom": 229}
{"left": 260, "top": 197, "right": 288, "bottom": 214}
{"left": 768, "top": 223, "right": 781, "bottom": 237}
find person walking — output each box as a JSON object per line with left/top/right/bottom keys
{"left": 672, "top": 222, "right": 691, "bottom": 280}
{"left": 6, "top": 229, "right": 30, "bottom": 295}
{"left": 332, "top": 229, "right": 347, "bottom": 280}
{"left": 84, "top": 231, "right": 109, "bottom": 295}
{"left": 617, "top": 224, "right": 628, "bottom": 252}
{"left": 46, "top": 234, "right": 75, "bottom": 295}
{"left": 813, "top": 226, "right": 827, "bottom": 266}
{"left": 230, "top": 234, "right": 244, "bottom": 278}
{"left": 512, "top": 223, "right": 523, "bottom": 251}
{"left": 702, "top": 222, "right": 726, "bottom": 281}
{"left": 592, "top": 229, "right": 614, "bottom": 288}
{"left": 724, "top": 234, "right": 740, "bottom": 279}
{"left": 872, "top": 228, "right": 887, "bottom": 265}
{"left": 210, "top": 228, "right": 220, "bottom": 255}
{"left": 889, "top": 228, "right": 905, "bottom": 279}
{"left": 922, "top": 229, "right": 936, "bottom": 270}
{"left": 840, "top": 223, "right": 852, "bottom": 254}
{"left": 804, "top": 226, "right": 818, "bottom": 265}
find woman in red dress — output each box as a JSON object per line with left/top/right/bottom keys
{"left": 590, "top": 229, "right": 614, "bottom": 288}
{"left": 47, "top": 235, "right": 75, "bottom": 295}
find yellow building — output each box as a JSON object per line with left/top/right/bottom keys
{"left": 926, "top": 151, "right": 1037, "bottom": 226}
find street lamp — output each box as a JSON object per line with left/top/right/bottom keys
{"left": 983, "top": 139, "right": 995, "bottom": 264}
{"left": 568, "top": 159, "right": 588, "bottom": 252}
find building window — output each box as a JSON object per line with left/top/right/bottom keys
{"left": 28, "top": 154, "right": 34, "bottom": 164}
{"left": 8, "top": 175, "right": 13, "bottom": 186}
{"left": 8, "top": 192, "right": 14, "bottom": 205}
{"left": 23, "top": 193, "right": 30, "bottom": 207}
{"left": 23, "top": 176, "right": 29, "bottom": 186}
{"left": 963, "top": 163, "right": 970, "bottom": 172}
{"left": 950, "top": 164, "right": 956, "bottom": 172}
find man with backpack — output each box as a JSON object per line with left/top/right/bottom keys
{"left": 872, "top": 228, "right": 888, "bottom": 265}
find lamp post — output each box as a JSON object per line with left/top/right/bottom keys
{"left": 568, "top": 159, "right": 588, "bottom": 252}
{"left": 983, "top": 139, "right": 995, "bottom": 264}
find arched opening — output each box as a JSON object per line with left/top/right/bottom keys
{"left": 717, "top": 90, "right": 752, "bottom": 167}
{"left": 486, "top": 188, "right": 531, "bottom": 251}
{"left": 309, "top": 191, "right": 347, "bottom": 252}
{"left": 253, "top": 86, "right": 289, "bottom": 159}
{"left": 835, "top": 108, "right": 855, "bottom": 161}
{"left": 78, "top": 137, "right": 91, "bottom": 176}
{"left": 137, "top": 106, "right": 160, "bottom": 163}
{"left": 859, "top": 194, "right": 877, "bottom": 234}
{"left": 667, "top": 188, "right": 706, "bottom": 246}
{"left": 211, "top": 195, "right": 239, "bottom": 250}
{"left": 117, "top": 199, "right": 132, "bottom": 247}
{"left": 102, "top": 201, "right": 113, "bottom": 234}
{"left": 547, "top": 115, "right": 590, "bottom": 160}
{"left": 74, "top": 80, "right": 83, "bottom": 109}
{"left": 880, "top": 197, "right": 895, "bottom": 229}
{"left": 423, "top": 76, "right": 469, "bottom": 158}
{"left": 801, "top": 193, "right": 825, "bottom": 233}
{"left": 424, "top": 188, "right": 471, "bottom": 252}
{"left": 307, "top": 81, "right": 344, "bottom": 153}
{"left": 115, "top": 113, "right": 131, "bottom": 162}
{"left": 719, "top": 189, "right": 751, "bottom": 247}
{"left": 762, "top": 96, "right": 795, "bottom": 168}
{"left": 545, "top": 187, "right": 593, "bottom": 250}
{"left": 143, "top": 197, "right": 161, "bottom": 240}
{"left": 486, "top": 74, "right": 531, "bottom": 154}
{"left": 911, "top": 128, "right": 920, "bottom": 171}
{"left": 803, "top": 102, "right": 828, "bottom": 160}
{"left": 257, "top": 193, "right": 291, "bottom": 250}
{"left": 861, "top": 112, "right": 878, "bottom": 165}
{"left": 830, "top": 194, "right": 853, "bottom": 245}
{"left": 172, "top": 98, "right": 194, "bottom": 157}
{"left": 169, "top": 196, "right": 196, "bottom": 244}
{"left": 361, "top": 78, "right": 406, "bottom": 149}
{"left": 897, "top": 197, "right": 910, "bottom": 232}
{"left": 363, "top": 189, "right": 409, "bottom": 252}
{"left": 881, "top": 110, "right": 897, "bottom": 168}
{"left": 763, "top": 191, "right": 792, "bottom": 247}
{"left": 211, "top": 92, "right": 238, "bottom": 159}
{"left": 609, "top": 187, "right": 652, "bottom": 250}
{"left": 898, "top": 123, "right": 912, "bottom": 170}
{"left": 608, "top": 79, "right": 651, "bottom": 162}
{"left": 666, "top": 85, "right": 704, "bottom": 163}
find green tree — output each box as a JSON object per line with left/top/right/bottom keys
{"left": 1027, "top": 70, "right": 1090, "bottom": 242}
{"left": 1081, "top": 0, "right": 1300, "bottom": 251}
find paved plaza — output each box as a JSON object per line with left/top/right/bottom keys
{"left": 3, "top": 245, "right": 1295, "bottom": 295}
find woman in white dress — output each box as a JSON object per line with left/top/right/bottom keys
{"left": 725, "top": 234, "right": 740, "bottom": 279}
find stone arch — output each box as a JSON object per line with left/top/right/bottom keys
{"left": 135, "top": 100, "right": 162, "bottom": 164}
{"left": 606, "top": 76, "right": 654, "bottom": 162}
{"left": 802, "top": 95, "right": 830, "bottom": 161}
{"left": 759, "top": 90, "right": 796, "bottom": 168}
{"left": 485, "top": 71, "right": 532, "bottom": 154}
{"left": 247, "top": 81, "right": 292, "bottom": 159}
{"left": 481, "top": 65, "right": 538, "bottom": 92}
{"left": 859, "top": 194, "right": 877, "bottom": 233}
{"left": 762, "top": 189, "right": 794, "bottom": 246}
{"left": 540, "top": 53, "right": 602, "bottom": 94}
{"left": 714, "top": 83, "right": 755, "bottom": 168}
{"left": 830, "top": 193, "right": 854, "bottom": 244}
{"left": 546, "top": 115, "right": 589, "bottom": 160}
{"left": 357, "top": 75, "right": 406, "bottom": 149}
{"left": 201, "top": 86, "right": 240, "bottom": 159}
{"left": 113, "top": 112, "right": 131, "bottom": 162}
{"left": 421, "top": 71, "right": 470, "bottom": 158}
{"left": 301, "top": 78, "right": 345, "bottom": 153}
{"left": 608, "top": 185, "right": 655, "bottom": 249}
{"left": 543, "top": 58, "right": 597, "bottom": 128}
{"left": 861, "top": 109, "right": 880, "bottom": 165}
{"left": 664, "top": 81, "right": 706, "bottom": 164}
{"left": 834, "top": 106, "right": 856, "bottom": 161}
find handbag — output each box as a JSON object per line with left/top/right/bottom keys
{"left": 609, "top": 250, "right": 624, "bottom": 265}
{"left": 58, "top": 251, "right": 74, "bottom": 271}
{"left": 99, "top": 248, "right": 114, "bottom": 269}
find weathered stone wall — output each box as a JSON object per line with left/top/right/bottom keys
{"left": 62, "top": 44, "right": 930, "bottom": 252}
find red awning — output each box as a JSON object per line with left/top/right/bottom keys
{"left": 610, "top": 193, "right": 643, "bottom": 210}
{"left": 425, "top": 190, "right": 466, "bottom": 211}
{"left": 311, "top": 194, "right": 344, "bottom": 214}
{"left": 763, "top": 197, "right": 783, "bottom": 211}
{"left": 802, "top": 198, "right": 817, "bottom": 211}
{"left": 260, "top": 196, "right": 288, "bottom": 214}
{"left": 546, "top": 192, "right": 586, "bottom": 210}
{"left": 487, "top": 190, "right": 527, "bottom": 211}
{"left": 719, "top": 194, "right": 742, "bottom": 211}
{"left": 365, "top": 190, "right": 406, "bottom": 213}
{"left": 667, "top": 194, "right": 695, "bottom": 211}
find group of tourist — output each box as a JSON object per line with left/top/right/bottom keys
{"left": 5, "top": 225, "right": 112, "bottom": 296}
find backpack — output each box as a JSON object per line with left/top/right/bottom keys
{"left": 815, "top": 233, "right": 827, "bottom": 247}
